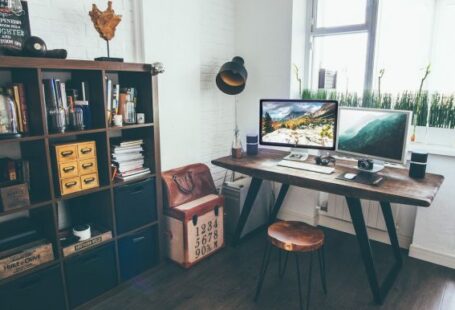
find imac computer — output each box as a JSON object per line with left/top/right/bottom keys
{"left": 260, "top": 99, "right": 339, "bottom": 162}
{"left": 336, "top": 107, "right": 412, "bottom": 183}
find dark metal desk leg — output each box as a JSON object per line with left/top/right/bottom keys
{"left": 269, "top": 184, "right": 290, "bottom": 224}
{"left": 232, "top": 177, "right": 263, "bottom": 246}
{"left": 379, "top": 202, "right": 403, "bottom": 298}
{"left": 345, "top": 197, "right": 382, "bottom": 304}
{"left": 380, "top": 202, "right": 403, "bottom": 265}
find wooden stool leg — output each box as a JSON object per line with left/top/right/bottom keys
{"left": 254, "top": 242, "right": 273, "bottom": 302}
{"left": 306, "top": 252, "right": 313, "bottom": 310}
{"left": 318, "top": 246, "right": 327, "bottom": 294}
{"left": 278, "top": 250, "right": 289, "bottom": 279}
{"left": 294, "top": 253, "right": 304, "bottom": 310}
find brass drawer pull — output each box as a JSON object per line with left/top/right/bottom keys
{"left": 81, "top": 148, "right": 92, "bottom": 154}
{"left": 84, "top": 177, "right": 96, "bottom": 184}
{"left": 63, "top": 166, "right": 76, "bottom": 173}
{"left": 61, "top": 150, "right": 74, "bottom": 157}
{"left": 82, "top": 163, "right": 94, "bottom": 169}
{"left": 65, "top": 181, "right": 77, "bottom": 188}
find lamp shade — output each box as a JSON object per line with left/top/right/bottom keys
{"left": 216, "top": 56, "right": 248, "bottom": 95}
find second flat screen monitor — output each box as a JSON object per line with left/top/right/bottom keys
{"left": 260, "top": 99, "right": 338, "bottom": 150}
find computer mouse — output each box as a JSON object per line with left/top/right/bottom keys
{"left": 344, "top": 173, "right": 357, "bottom": 180}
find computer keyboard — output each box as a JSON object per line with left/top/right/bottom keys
{"left": 278, "top": 160, "right": 335, "bottom": 174}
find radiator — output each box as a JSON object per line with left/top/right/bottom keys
{"left": 319, "top": 194, "right": 400, "bottom": 231}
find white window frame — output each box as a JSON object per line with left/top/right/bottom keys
{"left": 303, "top": 0, "right": 379, "bottom": 91}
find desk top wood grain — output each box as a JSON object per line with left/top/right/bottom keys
{"left": 212, "top": 149, "right": 444, "bottom": 207}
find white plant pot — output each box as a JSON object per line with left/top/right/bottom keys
{"left": 426, "top": 127, "right": 455, "bottom": 147}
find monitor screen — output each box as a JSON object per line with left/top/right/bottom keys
{"left": 260, "top": 99, "right": 338, "bottom": 150}
{"left": 336, "top": 108, "right": 412, "bottom": 164}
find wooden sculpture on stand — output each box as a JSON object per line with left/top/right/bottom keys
{"left": 89, "top": 1, "right": 123, "bottom": 62}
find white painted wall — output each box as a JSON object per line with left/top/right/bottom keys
{"left": 141, "top": 0, "right": 236, "bottom": 182}
{"left": 410, "top": 155, "right": 455, "bottom": 268}
{"left": 27, "top": 0, "right": 139, "bottom": 61}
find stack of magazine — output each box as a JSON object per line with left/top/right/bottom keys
{"left": 111, "top": 139, "right": 150, "bottom": 181}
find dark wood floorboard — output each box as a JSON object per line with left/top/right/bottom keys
{"left": 83, "top": 228, "right": 455, "bottom": 310}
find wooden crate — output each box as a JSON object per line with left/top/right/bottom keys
{"left": 165, "top": 194, "right": 224, "bottom": 268}
{"left": 0, "top": 243, "right": 54, "bottom": 280}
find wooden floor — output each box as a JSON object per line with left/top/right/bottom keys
{"left": 85, "top": 228, "right": 455, "bottom": 310}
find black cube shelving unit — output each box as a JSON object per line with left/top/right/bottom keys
{"left": 0, "top": 56, "right": 163, "bottom": 310}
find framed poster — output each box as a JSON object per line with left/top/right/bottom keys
{"left": 0, "top": 1, "right": 30, "bottom": 53}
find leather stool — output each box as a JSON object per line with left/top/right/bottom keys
{"left": 254, "top": 221, "right": 327, "bottom": 310}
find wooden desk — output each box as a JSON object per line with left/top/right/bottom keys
{"left": 212, "top": 149, "right": 444, "bottom": 305}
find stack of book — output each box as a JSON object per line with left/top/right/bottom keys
{"left": 5, "top": 83, "right": 29, "bottom": 134}
{"left": 111, "top": 139, "right": 150, "bottom": 181}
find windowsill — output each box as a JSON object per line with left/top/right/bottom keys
{"left": 409, "top": 142, "right": 455, "bottom": 158}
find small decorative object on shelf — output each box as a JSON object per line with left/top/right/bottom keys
{"left": 136, "top": 113, "right": 145, "bottom": 124}
{"left": 0, "top": 1, "right": 30, "bottom": 56}
{"left": 72, "top": 224, "right": 91, "bottom": 241}
{"left": 113, "top": 114, "right": 122, "bottom": 127}
{"left": 111, "top": 139, "right": 149, "bottom": 181}
{"left": 54, "top": 141, "right": 99, "bottom": 196}
{"left": 22, "top": 36, "right": 68, "bottom": 59}
{"left": 0, "top": 88, "right": 20, "bottom": 139}
{"left": 0, "top": 183, "right": 30, "bottom": 212}
{"left": 89, "top": 1, "right": 123, "bottom": 62}
{"left": 68, "top": 96, "right": 84, "bottom": 131}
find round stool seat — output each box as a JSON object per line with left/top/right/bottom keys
{"left": 268, "top": 221, "right": 324, "bottom": 252}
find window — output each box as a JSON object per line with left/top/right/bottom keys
{"left": 303, "top": 0, "right": 455, "bottom": 134}
{"left": 305, "top": 0, "right": 378, "bottom": 93}
{"left": 305, "top": 0, "right": 440, "bottom": 95}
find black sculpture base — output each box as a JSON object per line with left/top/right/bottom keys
{"left": 94, "top": 57, "right": 124, "bottom": 62}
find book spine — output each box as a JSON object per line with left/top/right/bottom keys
{"left": 16, "top": 84, "right": 29, "bottom": 133}
{"left": 54, "top": 79, "right": 63, "bottom": 109}
{"left": 43, "top": 79, "right": 58, "bottom": 109}
{"left": 12, "top": 86, "right": 23, "bottom": 132}
{"left": 106, "top": 78, "right": 112, "bottom": 111}
{"left": 60, "top": 82, "right": 68, "bottom": 110}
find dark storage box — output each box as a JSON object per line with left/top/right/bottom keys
{"left": 114, "top": 178, "right": 157, "bottom": 234}
{"left": 0, "top": 265, "right": 66, "bottom": 310}
{"left": 64, "top": 243, "right": 117, "bottom": 308}
{"left": 118, "top": 226, "right": 159, "bottom": 281}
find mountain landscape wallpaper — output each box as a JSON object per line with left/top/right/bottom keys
{"left": 261, "top": 101, "right": 337, "bottom": 148}
{"left": 337, "top": 109, "right": 409, "bottom": 161}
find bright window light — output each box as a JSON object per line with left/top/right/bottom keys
{"left": 312, "top": 33, "right": 368, "bottom": 94}
{"left": 316, "top": 0, "right": 367, "bottom": 28}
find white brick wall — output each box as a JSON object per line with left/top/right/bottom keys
{"left": 26, "top": 0, "right": 138, "bottom": 61}
{"left": 200, "top": 0, "right": 236, "bottom": 187}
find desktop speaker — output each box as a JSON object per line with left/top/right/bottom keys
{"left": 409, "top": 151, "right": 428, "bottom": 179}
{"left": 246, "top": 134, "right": 258, "bottom": 156}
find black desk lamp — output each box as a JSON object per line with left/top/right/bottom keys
{"left": 216, "top": 57, "right": 248, "bottom": 159}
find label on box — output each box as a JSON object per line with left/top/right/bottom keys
{"left": 63, "top": 231, "right": 112, "bottom": 257}
{"left": 187, "top": 208, "right": 224, "bottom": 263}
